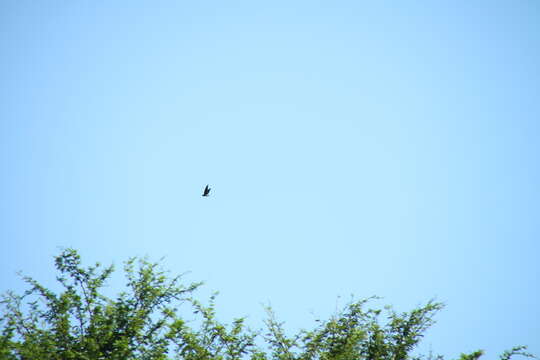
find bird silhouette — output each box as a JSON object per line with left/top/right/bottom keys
{"left": 202, "top": 185, "right": 211, "bottom": 197}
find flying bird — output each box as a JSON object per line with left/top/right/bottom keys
{"left": 202, "top": 185, "right": 211, "bottom": 197}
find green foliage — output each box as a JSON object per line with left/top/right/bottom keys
{"left": 459, "top": 351, "right": 485, "bottom": 360}
{"left": 500, "top": 347, "right": 536, "bottom": 360}
{"left": 261, "top": 298, "right": 445, "bottom": 360}
{"left": 0, "top": 249, "right": 535, "bottom": 360}
{"left": 167, "top": 293, "right": 259, "bottom": 360}
{"left": 0, "top": 249, "right": 200, "bottom": 360}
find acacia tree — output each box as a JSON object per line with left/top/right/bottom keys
{"left": 0, "top": 249, "right": 535, "bottom": 360}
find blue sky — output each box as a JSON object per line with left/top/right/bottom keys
{"left": 1, "top": 1, "right": 539, "bottom": 357}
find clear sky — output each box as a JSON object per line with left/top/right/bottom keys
{"left": 1, "top": 1, "right": 539, "bottom": 358}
